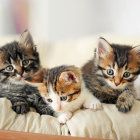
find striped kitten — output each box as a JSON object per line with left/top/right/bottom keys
{"left": 0, "top": 30, "right": 53, "bottom": 115}
{"left": 26, "top": 65, "right": 102, "bottom": 124}
{"left": 82, "top": 38, "right": 140, "bottom": 113}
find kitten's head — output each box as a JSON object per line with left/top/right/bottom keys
{"left": 26, "top": 65, "right": 81, "bottom": 112}
{"left": 95, "top": 38, "right": 140, "bottom": 89}
{"left": 0, "top": 30, "right": 40, "bottom": 82}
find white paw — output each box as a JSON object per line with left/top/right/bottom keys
{"left": 58, "top": 111, "right": 72, "bottom": 124}
{"left": 83, "top": 100, "right": 102, "bottom": 111}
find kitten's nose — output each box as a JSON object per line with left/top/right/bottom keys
{"left": 55, "top": 106, "right": 62, "bottom": 111}
{"left": 17, "top": 71, "right": 23, "bottom": 76}
{"left": 115, "top": 82, "right": 120, "bottom": 86}
{"left": 16, "top": 67, "right": 23, "bottom": 76}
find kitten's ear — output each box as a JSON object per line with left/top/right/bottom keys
{"left": 59, "top": 71, "right": 79, "bottom": 85}
{"left": 131, "top": 45, "right": 140, "bottom": 58}
{"left": 96, "top": 37, "right": 113, "bottom": 58}
{"left": 25, "top": 68, "right": 46, "bottom": 83}
{"left": 19, "top": 29, "right": 35, "bottom": 50}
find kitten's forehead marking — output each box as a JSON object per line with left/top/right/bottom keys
{"left": 49, "top": 84, "right": 59, "bottom": 97}
{"left": 9, "top": 55, "right": 22, "bottom": 66}
{"left": 17, "top": 55, "right": 22, "bottom": 65}
{"left": 114, "top": 62, "right": 118, "bottom": 70}
{"left": 49, "top": 84, "right": 54, "bottom": 94}
{"left": 115, "top": 62, "right": 129, "bottom": 74}
{"left": 49, "top": 84, "right": 60, "bottom": 103}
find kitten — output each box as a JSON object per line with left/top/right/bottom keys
{"left": 26, "top": 65, "right": 102, "bottom": 124}
{"left": 0, "top": 30, "right": 53, "bottom": 115}
{"left": 82, "top": 37, "right": 140, "bottom": 113}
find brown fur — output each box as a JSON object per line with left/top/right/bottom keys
{"left": 99, "top": 53, "right": 115, "bottom": 68}
{"left": 0, "top": 30, "right": 52, "bottom": 115}
{"left": 128, "top": 50, "right": 140, "bottom": 73}
{"left": 26, "top": 65, "right": 81, "bottom": 103}
{"left": 0, "top": 30, "right": 40, "bottom": 82}
{"left": 82, "top": 38, "right": 140, "bottom": 113}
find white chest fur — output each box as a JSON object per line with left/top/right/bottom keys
{"left": 48, "top": 81, "right": 102, "bottom": 124}
{"left": 54, "top": 80, "right": 101, "bottom": 115}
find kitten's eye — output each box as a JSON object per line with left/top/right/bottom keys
{"left": 60, "top": 96, "right": 67, "bottom": 101}
{"left": 123, "top": 72, "right": 130, "bottom": 78}
{"left": 107, "top": 69, "right": 114, "bottom": 76}
{"left": 5, "top": 65, "right": 14, "bottom": 71}
{"left": 22, "top": 60, "right": 29, "bottom": 66}
{"left": 47, "top": 99, "right": 53, "bottom": 103}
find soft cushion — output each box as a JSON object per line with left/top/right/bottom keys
{"left": 0, "top": 35, "right": 140, "bottom": 139}
{"left": 0, "top": 98, "right": 140, "bottom": 140}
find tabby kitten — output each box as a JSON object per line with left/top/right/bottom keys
{"left": 82, "top": 38, "right": 140, "bottom": 113}
{"left": 0, "top": 30, "right": 53, "bottom": 115}
{"left": 26, "top": 65, "right": 102, "bottom": 124}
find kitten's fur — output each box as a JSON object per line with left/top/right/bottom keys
{"left": 26, "top": 65, "right": 101, "bottom": 124}
{"left": 0, "top": 30, "right": 53, "bottom": 115}
{"left": 82, "top": 38, "right": 140, "bottom": 113}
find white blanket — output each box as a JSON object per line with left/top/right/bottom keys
{"left": 0, "top": 98, "right": 140, "bottom": 140}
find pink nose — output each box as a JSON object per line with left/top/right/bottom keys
{"left": 55, "top": 106, "right": 62, "bottom": 111}
{"left": 115, "top": 82, "right": 120, "bottom": 86}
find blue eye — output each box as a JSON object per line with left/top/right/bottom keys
{"left": 22, "top": 60, "right": 29, "bottom": 66}
{"left": 5, "top": 65, "right": 14, "bottom": 71}
{"left": 107, "top": 69, "right": 114, "bottom": 76}
{"left": 60, "top": 96, "right": 67, "bottom": 101}
{"left": 123, "top": 72, "right": 130, "bottom": 78}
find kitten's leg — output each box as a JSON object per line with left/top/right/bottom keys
{"left": 55, "top": 111, "right": 72, "bottom": 124}
{"left": 35, "top": 105, "right": 54, "bottom": 115}
{"left": 34, "top": 97, "right": 54, "bottom": 115}
{"left": 83, "top": 93, "right": 102, "bottom": 111}
{"left": 116, "top": 88, "right": 135, "bottom": 113}
{"left": 26, "top": 93, "right": 54, "bottom": 115}
{"left": 11, "top": 97, "right": 30, "bottom": 114}
{"left": 0, "top": 84, "right": 30, "bottom": 114}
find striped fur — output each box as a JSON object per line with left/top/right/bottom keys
{"left": 0, "top": 32, "right": 40, "bottom": 82}
{"left": 27, "top": 65, "right": 102, "bottom": 123}
{"left": 27, "top": 65, "right": 82, "bottom": 106}
{"left": 82, "top": 38, "right": 140, "bottom": 113}
{"left": 0, "top": 30, "right": 53, "bottom": 115}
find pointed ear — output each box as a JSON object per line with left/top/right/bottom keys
{"left": 25, "top": 68, "right": 46, "bottom": 83}
{"left": 19, "top": 29, "right": 35, "bottom": 50}
{"left": 59, "top": 71, "right": 79, "bottom": 85}
{"left": 97, "top": 37, "right": 113, "bottom": 58}
{"left": 131, "top": 45, "right": 140, "bottom": 58}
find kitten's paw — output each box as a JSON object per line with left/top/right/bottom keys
{"left": 12, "top": 104, "right": 30, "bottom": 114}
{"left": 116, "top": 96, "right": 133, "bottom": 113}
{"left": 36, "top": 105, "right": 54, "bottom": 115}
{"left": 83, "top": 100, "right": 102, "bottom": 111}
{"left": 58, "top": 111, "right": 72, "bottom": 124}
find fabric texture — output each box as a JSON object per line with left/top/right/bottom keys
{"left": 0, "top": 35, "right": 140, "bottom": 140}
{"left": 0, "top": 98, "right": 140, "bottom": 140}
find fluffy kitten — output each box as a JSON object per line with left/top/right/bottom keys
{"left": 0, "top": 30, "right": 53, "bottom": 115}
{"left": 82, "top": 38, "right": 140, "bottom": 113}
{"left": 26, "top": 65, "right": 102, "bottom": 124}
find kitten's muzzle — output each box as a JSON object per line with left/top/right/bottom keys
{"left": 17, "top": 71, "right": 23, "bottom": 76}
{"left": 115, "top": 82, "right": 120, "bottom": 86}
{"left": 15, "top": 69, "right": 24, "bottom": 77}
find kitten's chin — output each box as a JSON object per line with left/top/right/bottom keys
{"left": 9, "top": 76, "right": 25, "bottom": 83}
{"left": 16, "top": 76, "right": 24, "bottom": 81}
